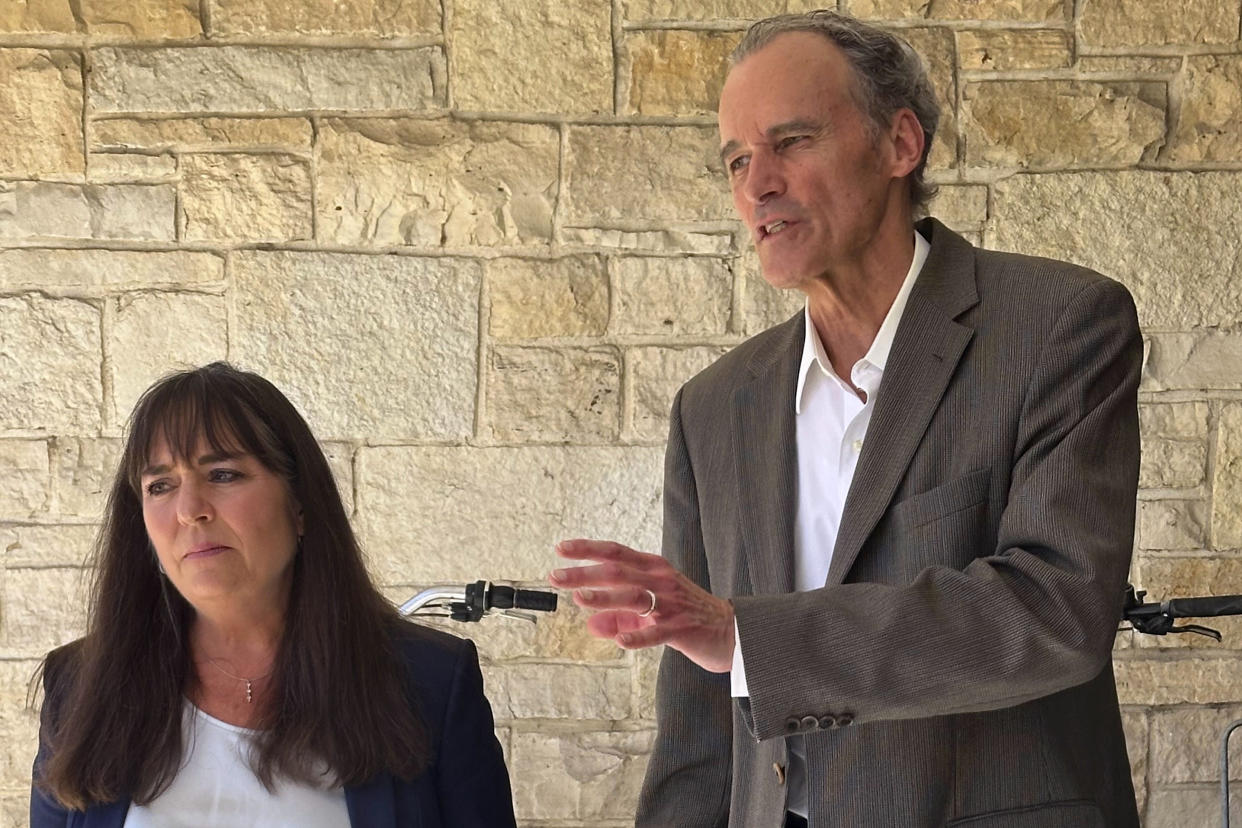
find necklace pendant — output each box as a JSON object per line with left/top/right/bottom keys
{"left": 245, "top": 679, "right": 253, "bottom": 703}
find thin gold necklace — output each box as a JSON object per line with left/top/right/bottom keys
{"left": 202, "top": 658, "right": 274, "bottom": 704}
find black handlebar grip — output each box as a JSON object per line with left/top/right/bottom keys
{"left": 512, "top": 588, "right": 558, "bottom": 612}
{"left": 1165, "top": 594, "right": 1242, "bottom": 619}
{"left": 487, "top": 585, "right": 558, "bottom": 612}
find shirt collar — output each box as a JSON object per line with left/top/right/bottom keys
{"left": 795, "top": 229, "right": 930, "bottom": 414}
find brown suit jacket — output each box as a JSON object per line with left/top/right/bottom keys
{"left": 636, "top": 219, "right": 1142, "bottom": 828}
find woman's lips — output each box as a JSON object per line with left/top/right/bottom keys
{"left": 184, "top": 545, "right": 229, "bottom": 560}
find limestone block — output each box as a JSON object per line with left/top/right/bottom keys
{"left": 482, "top": 663, "right": 630, "bottom": 720}
{"left": 356, "top": 445, "right": 663, "bottom": 584}
{"left": 1, "top": 524, "right": 97, "bottom": 568}
{"left": 90, "top": 47, "right": 444, "bottom": 113}
{"left": 1115, "top": 655, "right": 1242, "bottom": 705}
{"left": 1138, "top": 500, "right": 1206, "bottom": 551}
{"left": 1077, "top": 56, "right": 1182, "bottom": 75}
{"left": 109, "top": 293, "right": 228, "bottom": 422}
{"left": 462, "top": 598, "right": 622, "bottom": 663}
{"left": 1139, "top": 438, "right": 1205, "bottom": 490}
{"left": 0, "top": 181, "right": 174, "bottom": 241}
{"left": 0, "top": 50, "right": 83, "bottom": 177}
{"left": 1080, "top": 0, "right": 1237, "bottom": 47}
{"left": 0, "top": 567, "right": 89, "bottom": 658}
{"left": 0, "top": 660, "right": 41, "bottom": 783}
{"left": 847, "top": 0, "right": 1067, "bottom": 21}
{"left": 0, "top": 296, "right": 100, "bottom": 433}
{"left": 739, "top": 248, "right": 802, "bottom": 334}
{"left": 630, "top": 346, "right": 730, "bottom": 442}
{"left": 179, "top": 153, "right": 311, "bottom": 242}
{"left": 231, "top": 251, "right": 479, "bottom": 441}
{"left": 0, "top": 0, "right": 76, "bottom": 31}
{"left": 611, "top": 256, "right": 732, "bottom": 336}
{"left": 990, "top": 173, "right": 1242, "bottom": 332}
{"left": 0, "top": 248, "right": 223, "bottom": 293}
{"left": 957, "top": 29, "right": 1071, "bottom": 71}
{"left": 318, "top": 118, "right": 557, "bottom": 247}
{"left": 1135, "top": 556, "right": 1242, "bottom": 648}
{"left": 0, "top": 440, "right": 49, "bottom": 518}
{"left": 509, "top": 730, "right": 652, "bottom": 821}
{"left": 926, "top": 184, "right": 987, "bottom": 230}
{"left": 1120, "top": 709, "right": 1147, "bottom": 815}
{"left": 211, "top": 0, "right": 439, "bottom": 37}
{"left": 559, "top": 227, "right": 734, "bottom": 254}
{"left": 1146, "top": 787, "right": 1242, "bottom": 826}
{"left": 623, "top": 0, "right": 819, "bottom": 19}
{"left": 489, "top": 256, "right": 608, "bottom": 339}
{"left": 1168, "top": 57, "right": 1242, "bottom": 164}
{"left": 93, "top": 117, "right": 312, "bottom": 151}
{"left": 81, "top": 0, "right": 201, "bottom": 37}
{"left": 1144, "top": 333, "right": 1242, "bottom": 392}
{"left": 963, "top": 81, "right": 1164, "bottom": 169}
{"left": 1141, "top": 402, "right": 1210, "bottom": 441}
{"left": 564, "top": 126, "right": 733, "bottom": 225}
{"left": 0, "top": 182, "right": 90, "bottom": 238}
{"left": 92, "top": 183, "right": 177, "bottom": 240}
{"left": 1214, "top": 405, "right": 1242, "bottom": 550}
{"left": 451, "top": 0, "right": 610, "bottom": 114}
{"left": 51, "top": 438, "right": 120, "bottom": 519}
{"left": 88, "top": 152, "right": 177, "bottom": 182}
{"left": 486, "top": 346, "right": 621, "bottom": 442}
{"left": 0, "top": 791, "right": 28, "bottom": 828}
{"left": 634, "top": 645, "right": 661, "bottom": 719}
{"left": 1150, "top": 705, "right": 1242, "bottom": 783}
{"left": 321, "top": 442, "right": 354, "bottom": 515}
{"left": 901, "top": 27, "right": 957, "bottom": 171}
{"left": 623, "top": 30, "right": 740, "bottom": 117}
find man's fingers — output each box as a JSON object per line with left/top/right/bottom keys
{"left": 584, "top": 610, "right": 651, "bottom": 639}
{"left": 572, "top": 585, "right": 656, "bottom": 615}
{"left": 554, "top": 538, "right": 667, "bottom": 572}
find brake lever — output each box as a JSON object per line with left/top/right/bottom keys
{"left": 1171, "top": 623, "right": 1223, "bottom": 641}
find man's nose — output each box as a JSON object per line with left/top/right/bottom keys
{"left": 740, "top": 152, "right": 785, "bottom": 206}
{"left": 175, "top": 480, "right": 213, "bottom": 525}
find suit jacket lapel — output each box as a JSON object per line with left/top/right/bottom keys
{"left": 731, "top": 314, "right": 803, "bottom": 597}
{"left": 827, "top": 219, "right": 980, "bottom": 585}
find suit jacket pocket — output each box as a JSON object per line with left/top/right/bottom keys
{"left": 945, "top": 799, "right": 1105, "bottom": 828}
{"left": 889, "top": 468, "right": 990, "bottom": 531}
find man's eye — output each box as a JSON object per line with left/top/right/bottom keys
{"left": 777, "top": 135, "right": 806, "bottom": 150}
{"left": 727, "top": 156, "right": 749, "bottom": 175}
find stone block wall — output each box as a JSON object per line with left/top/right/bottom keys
{"left": 0, "top": 1, "right": 1240, "bottom": 824}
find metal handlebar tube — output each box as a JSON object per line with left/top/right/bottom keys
{"left": 399, "top": 580, "right": 558, "bottom": 623}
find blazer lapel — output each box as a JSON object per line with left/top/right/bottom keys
{"left": 346, "top": 773, "right": 397, "bottom": 827}
{"left": 731, "top": 314, "right": 803, "bottom": 597}
{"left": 826, "top": 219, "right": 980, "bottom": 585}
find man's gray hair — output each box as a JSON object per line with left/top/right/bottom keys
{"left": 732, "top": 11, "right": 941, "bottom": 213}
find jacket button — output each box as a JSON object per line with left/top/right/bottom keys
{"left": 818, "top": 715, "right": 837, "bottom": 730}
{"left": 773, "top": 762, "right": 786, "bottom": 785}
{"left": 785, "top": 717, "right": 800, "bottom": 733}
{"left": 799, "top": 715, "right": 819, "bottom": 731}
{"left": 836, "top": 713, "right": 853, "bottom": 727}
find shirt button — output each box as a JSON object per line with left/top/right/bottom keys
{"left": 852, "top": 440, "right": 864, "bottom": 452}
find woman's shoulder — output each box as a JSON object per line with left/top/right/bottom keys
{"left": 389, "top": 619, "right": 477, "bottom": 674}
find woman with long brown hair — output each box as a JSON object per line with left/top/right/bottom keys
{"left": 30, "top": 362, "right": 516, "bottom": 827}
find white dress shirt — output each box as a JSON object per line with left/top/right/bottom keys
{"left": 729, "top": 230, "right": 930, "bottom": 817}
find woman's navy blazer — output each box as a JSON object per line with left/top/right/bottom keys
{"left": 31, "top": 624, "right": 517, "bottom": 828}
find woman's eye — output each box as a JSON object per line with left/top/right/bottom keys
{"left": 209, "top": 469, "right": 242, "bottom": 483}
{"left": 145, "top": 480, "right": 170, "bottom": 496}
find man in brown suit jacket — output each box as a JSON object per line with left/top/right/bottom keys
{"left": 551, "top": 11, "right": 1141, "bottom": 827}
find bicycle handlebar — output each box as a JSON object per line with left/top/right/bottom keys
{"left": 399, "top": 580, "right": 559, "bottom": 623}
{"left": 1122, "top": 585, "right": 1242, "bottom": 640}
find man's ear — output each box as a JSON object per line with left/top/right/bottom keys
{"left": 888, "top": 108, "right": 925, "bottom": 179}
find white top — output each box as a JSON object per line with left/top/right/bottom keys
{"left": 123, "top": 702, "right": 351, "bottom": 828}
{"left": 729, "top": 230, "right": 931, "bottom": 816}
